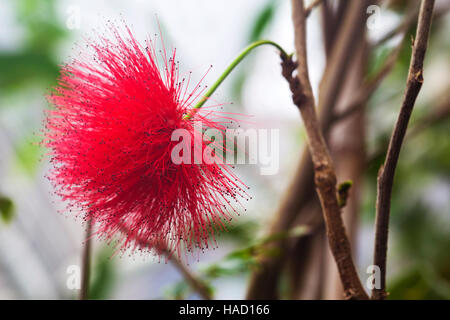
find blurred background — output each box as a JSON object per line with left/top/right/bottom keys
{"left": 0, "top": 0, "right": 449, "bottom": 299}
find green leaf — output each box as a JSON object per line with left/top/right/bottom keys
{"left": 201, "top": 225, "right": 310, "bottom": 279}
{"left": 164, "top": 224, "right": 311, "bottom": 295}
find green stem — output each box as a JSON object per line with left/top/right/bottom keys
{"left": 183, "top": 40, "right": 288, "bottom": 120}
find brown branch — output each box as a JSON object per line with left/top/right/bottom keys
{"left": 283, "top": 0, "right": 368, "bottom": 300}
{"left": 320, "top": 0, "right": 335, "bottom": 57}
{"left": 246, "top": 0, "right": 368, "bottom": 299}
{"left": 372, "top": 0, "right": 435, "bottom": 300}
{"left": 315, "top": 39, "right": 368, "bottom": 300}
{"left": 305, "top": 0, "right": 324, "bottom": 17}
{"left": 317, "top": 0, "right": 368, "bottom": 131}
{"left": 80, "top": 220, "right": 92, "bottom": 300}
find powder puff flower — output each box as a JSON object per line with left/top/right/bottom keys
{"left": 43, "top": 25, "right": 246, "bottom": 256}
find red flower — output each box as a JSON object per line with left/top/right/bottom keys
{"left": 43, "top": 25, "right": 246, "bottom": 256}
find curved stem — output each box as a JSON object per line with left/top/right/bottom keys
{"left": 183, "top": 40, "right": 288, "bottom": 120}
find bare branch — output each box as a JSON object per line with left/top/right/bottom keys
{"left": 318, "top": 0, "right": 368, "bottom": 131}
{"left": 80, "top": 220, "right": 93, "bottom": 300}
{"left": 372, "top": 0, "right": 435, "bottom": 300}
{"left": 246, "top": 0, "right": 368, "bottom": 299}
{"left": 284, "top": 0, "right": 368, "bottom": 300}
{"left": 305, "top": 0, "right": 324, "bottom": 17}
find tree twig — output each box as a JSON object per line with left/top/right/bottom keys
{"left": 246, "top": 0, "right": 367, "bottom": 299}
{"left": 317, "top": 0, "right": 368, "bottom": 132}
{"left": 372, "top": 0, "right": 435, "bottom": 300}
{"left": 283, "top": 0, "right": 368, "bottom": 300}
{"left": 305, "top": 0, "right": 324, "bottom": 17}
{"left": 80, "top": 220, "right": 92, "bottom": 300}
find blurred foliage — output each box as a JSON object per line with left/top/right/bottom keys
{"left": 15, "top": 0, "right": 67, "bottom": 52}
{"left": 164, "top": 225, "right": 309, "bottom": 299}
{"left": 363, "top": 43, "right": 450, "bottom": 302}
{"left": 388, "top": 202, "right": 450, "bottom": 299}
{"left": 0, "top": 0, "right": 448, "bottom": 300}
{"left": 0, "top": 0, "right": 66, "bottom": 94}
{"left": 387, "top": 0, "right": 411, "bottom": 13}
{"left": 364, "top": 96, "right": 450, "bottom": 299}
{"left": 231, "top": 0, "right": 278, "bottom": 102}
{"left": 367, "top": 45, "right": 392, "bottom": 80}
{"left": 164, "top": 280, "right": 191, "bottom": 300}
{"left": 359, "top": 3, "right": 450, "bottom": 300}
{"left": 0, "top": 196, "right": 15, "bottom": 224}
{"left": 389, "top": 265, "right": 450, "bottom": 299}
{"left": 88, "top": 246, "right": 117, "bottom": 300}
{"left": 215, "top": 219, "right": 259, "bottom": 245}
{"left": 0, "top": 0, "right": 68, "bottom": 178}
{"left": 14, "top": 134, "right": 44, "bottom": 175}
{"left": 0, "top": 52, "right": 59, "bottom": 93}
{"left": 248, "top": 0, "right": 277, "bottom": 44}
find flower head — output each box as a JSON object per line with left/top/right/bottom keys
{"left": 43, "top": 25, "right": 246, "bottom": 256}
